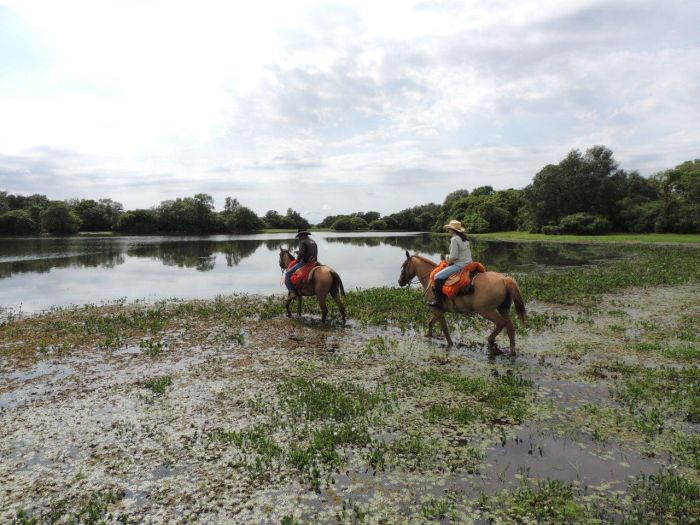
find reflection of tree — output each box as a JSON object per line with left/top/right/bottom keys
{"left": 0, "top": 237, "right": 128, "bottom": 279}
{"left": 471, "top": 240, "right": 621, "bottom": 272}
{"left": 325, "top": 234, "right": 445, "bottom": 254}
{"left": 0, "top": 237, "right": 268, "bottom": 279}
{"left": 220, "top": 241, "right": 262, "bottom": 267}
{"left": 264, "top": 239, "right": 290, "bottom": 251}
{"left": 323, "top": 234, "right": 623, "bottom": 272}
{"left": 127, "top": 240, "right": 264, "bottom": 271}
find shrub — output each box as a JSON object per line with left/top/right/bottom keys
{"left": 40, "top": 202, "right": 81, "bottom": 234}
{"left": 558, "top": 212, "right": 611, "bottom": 235}
{"left": 369, "top": 219, "right": 387, "bottom": 230}
{"left": 332, "top": 217, "right": 355, "bottom": 231}
{"left": 462, "top": 213, "right": 490, "bottom": 233}
{"left": 0, "top": 209, "right": 40, "bottom": 235}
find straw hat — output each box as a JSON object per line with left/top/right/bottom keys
{"left": 443, "top": 219, "right": 465, "bottom": 233}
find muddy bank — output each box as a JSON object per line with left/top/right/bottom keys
{"left": 1, "top": 283, "right": 698, "bottom": 523}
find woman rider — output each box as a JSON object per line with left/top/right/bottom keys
{"left": 428, "top": 220, "right": 472, "bottom": 308}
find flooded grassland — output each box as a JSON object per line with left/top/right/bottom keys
{"left": 1, "top": 245, "right": 699, "bottom": 524}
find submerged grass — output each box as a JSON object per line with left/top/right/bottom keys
{"left": 420, "top": 368, "right": 534, "bottom": 424}
{"left": 471, "top": 231, "right": 700, "bottom": 244}
{"left": 14, "top": 490, "right": 122, "bottom": 525}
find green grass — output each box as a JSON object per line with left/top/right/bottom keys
{"left": 625, "top": 471, "right": 700, "bottom": 524}
{"left": 515, "top": 245, "right": 699, "bottom": 304}
{"left": 420, "top": 368, "right": 534, "bottom": 424}
{"left": 14, "top": 490, "right": 121, "bottom": 525}
{"left": 607, "top": 364, "right": 700, "bottom": 424}
{"left": 471, "top": 231, "right": 700, "bottom": 244}
{"left": 278, "top": 378, "right": 394, "bottom": 422}
{"left": 143, "top": 375, "right": 173, "bottom": 395}
{"left": 420, "top": 495, "right": 456, "bottom": 521}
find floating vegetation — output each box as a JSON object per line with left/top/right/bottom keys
{"left": 143, "top": 374, "right": 173, "bottom": 394}
{"left": 1, "top": 243, "right": 698, "bottom": 523}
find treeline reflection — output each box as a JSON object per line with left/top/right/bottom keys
{"left": 0, "top": 235, "right": 622, "bottom": 280}
{"left": 0, "top": 239, "right": 274, "bottom": 279}
{"left": 325, "top": 235, "right": 622, "bottom": 272}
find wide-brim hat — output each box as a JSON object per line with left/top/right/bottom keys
{"left": 295, "top": 230, "right": 311, "bottom": 238}
{"left": 443, "top": 220, "right": 465, "bottom": 232}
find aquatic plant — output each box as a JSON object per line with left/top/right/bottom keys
{"left": 143, "top": 375, "right": 172, "bottom": 394}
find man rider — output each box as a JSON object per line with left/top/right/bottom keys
{"left": 285, "top": 229, "right": 318, "bottom": 292}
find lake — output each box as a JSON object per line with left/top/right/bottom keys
{"left": 0, "top": 232, "right": 623, "bottom": 314}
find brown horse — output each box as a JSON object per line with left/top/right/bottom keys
{"left": 398, "top": 251, "right": 527, "bottom": 353}
{"left": 279, "top": 248, "right": 347, "bottom": 322}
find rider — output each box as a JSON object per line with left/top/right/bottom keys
{"left": 428, "top": 219, "right": 472, "bottom": 308}
{"left": 285, "top": 229, "right": 318, "bottom": 293}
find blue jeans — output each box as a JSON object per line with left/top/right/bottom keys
{"left": 435, "top": 263, "right": 466, "bottom": 281}
{"left": 285, "top": 261, "right": 304, "bottom": 291}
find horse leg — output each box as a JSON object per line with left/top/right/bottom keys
{"left": 501, "top": 312, "right": 517, "bottom": 354}
{"left": 296, "top": 295, "right": 302, "bottom": 317}
{"left": 331, "top": 292, "right": 346, "bottom": 323}
{"left": 480, "top": 309, "right": 508, "bottom": 350}
{"left": 426, "top": 313, "right": 438, "bottom": 338}
{"left": 318, "top": 294, "right": 328, "bottom": 322}
{"left": 436, "top": 312, "right": 453, "bottom": 347}
{"left": 285, "top": 293, "right": 293, "bottom": 318}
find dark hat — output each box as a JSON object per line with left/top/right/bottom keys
{"left": 295, "top": 229, "right": 311, "bottom": 238}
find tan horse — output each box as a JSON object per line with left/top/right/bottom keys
{"left": 398, "top": 251, "right": 527, "bottom": 353}
{"left": 279, "top": 248, "right": 347, "bottom": 322}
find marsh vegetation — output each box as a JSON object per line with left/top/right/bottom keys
{"left": 0, "top": 241, "right": 698, "bottom": 523}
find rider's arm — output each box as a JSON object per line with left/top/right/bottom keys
{"left": 297, "top": 240, "right": 307, "bottom": 262}
{"left": 446, "top": 236, "right": 459, "bottom": 263}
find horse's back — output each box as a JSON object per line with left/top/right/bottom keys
{"left": 451, "top": 271, "right": 508, "bottom": 312}
{"left": 302, "top": 265, "right": 336, "bottom": 295}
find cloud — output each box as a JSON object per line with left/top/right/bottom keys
{"left": 0, "top": 0, "right": 698, "bottom": 219}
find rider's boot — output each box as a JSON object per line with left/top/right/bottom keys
{"left": 427, "top": 279, "right": 445, "bottom": 309}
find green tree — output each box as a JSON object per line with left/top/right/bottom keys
{"left": 114, "top": 209, "right": 160, "bottom": 234}
{"left": 524, "top": 146, "right": 627, "bottom": 232}
{"left": 41, "top": 202, "right": 81, "bottom": 234}
{"left": 0, "top": 209, "right": 40, "bottom": 235}
{"left": 225, "top": 206, "right": 264, "bottom": 232}
{"left": 73, "top": 199, "right": 123, "bottom": 231}
{"left": 285, "top": 208, "right": 310, "bottom": 230}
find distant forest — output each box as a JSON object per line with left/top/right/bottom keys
{"left": 1, "top": 146, "right": 698, "bottom": 236}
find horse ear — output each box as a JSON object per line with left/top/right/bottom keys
{"left": 405, "top": 250, "right": 410, "bottom": 259}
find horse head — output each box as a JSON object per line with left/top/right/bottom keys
{"left": 398, "top": 250, "right": 416, "bottom": 286}
{"left": 279, "top": 247, "right": 293, "bottom": 271}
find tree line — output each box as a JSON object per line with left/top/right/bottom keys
{"left": 1, "top": 146, "right": 697, "bottom": 236}
{"left": 0, "top": 192, "right": 310, "bottom": 235}
{"left": 319, "top": 146, "right": 699, "bottom": 234}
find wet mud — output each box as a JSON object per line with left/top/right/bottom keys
{"left": 1, "top": 283, "right": 698, "bottom": 523}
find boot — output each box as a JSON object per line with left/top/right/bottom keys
{"left": 427, "top": 279, "right": 445, "bottom": 308}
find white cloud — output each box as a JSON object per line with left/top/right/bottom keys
{"left": 0, "top": 0, "right": 698, "bottom": 219}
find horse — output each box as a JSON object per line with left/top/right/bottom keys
{"left": 398, "top": 251, "right": 527, "bottom": 354}
{"left": 278, "top": 248, "right": 347, "bottom": 322}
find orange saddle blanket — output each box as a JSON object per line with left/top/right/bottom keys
{"left": 287, "top": 259, "right": 317, "bottom": 287}
{"left": 429, "top": 261, "right": 486, "bottom": 298}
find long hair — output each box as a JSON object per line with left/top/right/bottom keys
{"left": 455, "top": 230, "right": 468, "bottom": 242}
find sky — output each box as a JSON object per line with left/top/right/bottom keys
{"left": 1, "top": 0, "right": 698, "bottom": 223}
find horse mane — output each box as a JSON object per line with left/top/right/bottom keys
{"left": 411, "top": 254, "right": 438, "bottom": 267}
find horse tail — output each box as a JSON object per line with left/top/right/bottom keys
{"left": 503, "top": 276, "right": 527, "bottom": 325}
{"left": 331, "top": 271, "right": 346, "bottom": 297}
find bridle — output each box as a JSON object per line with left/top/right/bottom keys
{"left": 400, "top": 258, "right": 420, "bottom": 287}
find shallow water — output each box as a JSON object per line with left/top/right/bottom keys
{"left": 0, "top": 232, "right": 624, "bottom": 313}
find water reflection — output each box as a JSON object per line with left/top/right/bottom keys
{"left": 0, "top": 233, "right": 625, "bottom": 313}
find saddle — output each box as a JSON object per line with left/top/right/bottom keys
{"left": 430, "top": 261, "right": 486, "bottom": 298}
{"left": 287, "top": 259, "right": 319, "bottom": 288}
